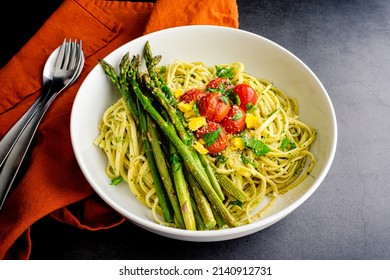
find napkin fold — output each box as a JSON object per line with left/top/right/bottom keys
{"left": 0, "top": 0, "right": 238, "bottom": 259}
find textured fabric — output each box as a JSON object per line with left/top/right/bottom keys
{"left": 0, "top": 0, "right": 238, "bottom": 259}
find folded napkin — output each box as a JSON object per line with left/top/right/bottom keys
{"left": 0, "top": 0, "right": 238, "bottom": 259}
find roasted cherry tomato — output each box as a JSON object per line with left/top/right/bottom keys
{"left": 206, "top": 78, "right": 234, "bottom": 92}
{"left": 220, "top": 105, "right": 246, "bottom": 134}
{"left": 179, "top": 88, "right": 207, "bottom": 103}
{"left": 198, "top": 92, "right": 231, "bottom": 123}
{"left": 233, "top": 83, "right": 257, "bottom": 110}
{"left": 196, "top": 121, "right": 227, "bottom": 154}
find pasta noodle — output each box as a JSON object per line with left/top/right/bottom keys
{"left": 94, "top": 60, "right": 316, "bottom": 229}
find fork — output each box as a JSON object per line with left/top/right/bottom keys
{"left": 0, "top": 39, "right": 84, "bottom": 211}
{"left": 0, "top": 39, "right": 83, "bottom": 169}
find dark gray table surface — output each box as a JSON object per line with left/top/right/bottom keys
{"left": 2, "top": 0, "right": 389, "bottom": 260}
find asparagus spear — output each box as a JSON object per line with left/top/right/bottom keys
{"left": 137, "top": 99, "right": 173, "bottom": 223}
{"left": 143, "top": 41, "right": 177, "bottom": 106}
{"left": 170, "top": 144, "right": 196, "bottom": 230}
{"left": 211, "top": 206, "right": 227, "bottom": 228}
{"left": 198, "top": 154, "right": 225, "bottom": 201}
{"left": 99, "top": 55, "right": 139, "bottom": 122}
{"left": 184, "top": 167, "right": 216, "bottom": 229}
{"left": 101, "top": 54, "right": 177, "bottom": 223}
{"left": 142, "top": 73, "right": 191, "bottom": 145}
{"left": 214, "top": 172, "right": 248, "bottom": 203}
{"left": 147, "top": 113, "right": 185, "bottom": 229}
{"left": 189, "top": 195, "right": 207, "bottom": 230}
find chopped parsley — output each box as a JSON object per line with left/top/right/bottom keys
{"left": 230, "top": 200, "right": 243, "bottom": 208}
{"left": 207, "top": 83, "right": 226, "bottom": 94}
{"left": 240, "top": 154, "right": 256, "bottom": 168}
{"left": 202, "top": 126, "right": 223, "bottom": 147}
{"left": 159, "top": 65, "right": 167, "bottom": 74}
{"left": 192, "top": 102, "right": 200, "bottom": 116}
{"left": 219, "top": 94, "right": 229, "bottom": 104}
{"left": 215, "top": 66, "right": 234, "bottom": 79}
{"left": 229, "top": 92, "right": 241, "bottom": 105}
{"left": 171, "top": 152, "right": 182, "bottom": 171}
{"left": 217, "top": 155, "right": 228, "bottom": 164}
{"left": 281, "top": 137, "right": 297, "bottom": 151}
{"left": 246, "top": 102, "right": 257, "bottom": 113}
{"left": 232, "top": 110, "right": 243, "bottom": 121}
{"left": 242, "top": 133, "right": 270, "bottom": 156}
{"left": 110, "top": 176, "right": 123, "bottom": 186}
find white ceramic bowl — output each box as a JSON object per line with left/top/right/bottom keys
{"left": 70, "top": 25, "right": 337, "bottom": 242}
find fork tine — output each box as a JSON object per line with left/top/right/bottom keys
{"left": 69, "top": 40, "right": 77, "bottom": 70}
{"left": 78, "top": 40, "right": 83, "bottom": 59}
{"left": 77, "top": 40, "right": 83, "bottom": 69}
{"left": 55, "top": 38, "right": 67, "bottom": 69}
{"left": 63, "top": 39, "right": 72, "bottom": 70}
{"left": 72, "top": 40, "right": 83, "bottom": 72}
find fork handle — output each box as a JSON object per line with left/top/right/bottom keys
{"left": 0, "top": 82, "right": 52, "bottom": 169}
{"left": 0, "top": 92, "right": 57, "bottom": 211}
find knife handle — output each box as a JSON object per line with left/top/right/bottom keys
{"left": 0, "top": 82, "right": 52, "bottom": 169}
{"left": 0, "top": 91, "right": 57, "bottom": 211}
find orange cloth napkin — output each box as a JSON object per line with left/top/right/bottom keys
{"left": 0, "top": 0, "right": 238, "bottom": 259}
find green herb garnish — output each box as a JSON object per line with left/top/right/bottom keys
{"left": 240, "top": 154, "right": 256, "bottom": 167}
{"left": 281, "top": 137, "right": 297, "bottom": 151}
{"left": 110, "top": 176, "right": 123, "bottom": 186}
{"left": 243, "top": 133, "right": 270, "bottom": 156}
{"left": 202, "top": 126, "right": 223, "bottom": 147}
{"left": 232, "top": 110, "right": 243, "bottom": 121}
{"left": 216, "top": 66, "right": 234, "bottom": 79}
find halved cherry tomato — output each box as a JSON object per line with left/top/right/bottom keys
{"left": 220, "top": 105, "right": 246, "bottom": 134}
{"left": 233, "top": 84, "right": 257, "bottom": 110}
{"left": 179, "top": 88, "right": 207, "bottom": 103}
{"left": 206, "top": 78, "right": 234, "bottom": 92}
{"left": 196, "top": 121, "right": 227, "bottom": 154}
{"left": 198, "top": 92, "right": 231, "bottom": 123}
